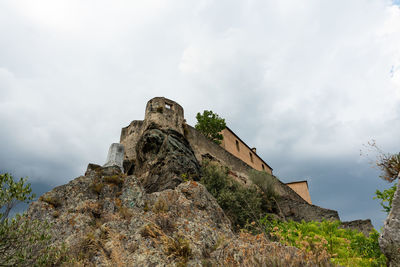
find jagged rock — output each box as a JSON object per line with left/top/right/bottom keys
{"left": 27, "top": 165, "right": 315, "bottom": 266}
{"left": 135, "top": 125, "right": 201, "bottom": 193}
{"left": 379, "top": 179, "right": 400, "bottom": 267}
{"left": 340, "top": 219, "right": 374, "bottom": 237}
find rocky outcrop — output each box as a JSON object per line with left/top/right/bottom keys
{"left": 27, "top": 165, "right": 316, "bottom": 266}
{"left": 379, "top": 179, "right": 400, "bottom": 267}
{"left": 278, "top": 197, "right": 339, "bottom": 222}
{"left": 340, "top": 219, "right": 374, "bottom": 237}
{"left": 135, "top": 125, "right": 201, "bottom": 193}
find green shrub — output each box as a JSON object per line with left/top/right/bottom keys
{"left": 261, "top": 217, "right": 387, "bottom": 266}
{"left": 199, "top": 162, "right": 265, "bottom": 231}
{"left": 374, "top": 184, "right": 397, "bottom": 214}
{"left": 0, "top": 173, "right": 68, "bottom": 266}
{"left": 248, "top": 169, "right": 277, "bottom": 200}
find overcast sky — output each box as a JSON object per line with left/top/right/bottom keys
{"left": 1, "top": 0, "right": 400, "bottom": 229}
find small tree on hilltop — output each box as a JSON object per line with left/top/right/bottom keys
{"left": 195, "top": 110, "right": 226, "bottom": 145}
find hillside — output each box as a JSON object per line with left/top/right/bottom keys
{"left": 24, "top": 97, "right": 396, "bottom": 266}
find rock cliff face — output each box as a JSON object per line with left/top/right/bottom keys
{"left": 379, "top": 179, "right": 400, "bottom": 267}
{"left": 135, "top": 124, "right": 201, "bottom": 193}
{"left": 26, "top": 163, "right": 313, "bottom": 266}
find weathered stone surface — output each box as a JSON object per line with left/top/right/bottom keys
{"left": 379, "top": 179, "right": 400, "bottom": 267}
{"left": 103, "top": 143, "right": 125, "bottom": 172}
{"left": 278, "top": 197, "right": 340, "bottom": 222}
{"left": 341, "top": 219, "right": 374, "bottom": 236}
{"left": 135, "top": 125, "right": 201, "bottom": 193}
{"left": 27, "top": 167, "right": 317, "bottom": 266}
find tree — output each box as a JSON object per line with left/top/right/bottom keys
{"left": 0, "top": 173, "right": 35, "bottom": 223}
{"left": 195, "top": 110, "right": 226, "bottom": 145}
{"left": 363, "top": 140, "right": 400, "bottom": 213}
{"left": 0, "top": 173, "right": 67, "bottom": 266}
{"left": 374, "top": 184, "right": 397, "bottom": 214}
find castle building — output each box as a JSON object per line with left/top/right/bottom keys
{"left": 285, "top": 181, "right": 312, "bottom": 204}
{"left": 120, "top": 97, "right": 312, "bottom": 204}
{"left": 219, "top": 126, "right": 312, "bottom": 204}
{"left": 220, "top": 127, "right": 273, "bottom": 174}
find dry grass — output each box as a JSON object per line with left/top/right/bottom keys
{"left": 40, "top": 195, "right": 62, "bottom": 208}
{"left": 152, "top": 198, "right": 169, "bottom": 213}
{"left": 215, "top": 232, "right": 332, "bottom": 267}
{"left": 90, "top": 181, "right": 104, "bottom": 194}
{"left": 155, "top": 214, "right": 176, "bottom": 234}
{"left": 103, "top": 175, "right": 124, "bottom": 186}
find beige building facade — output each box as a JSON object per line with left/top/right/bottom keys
{"left": 220, "top": 127, "right": 273, "bottom": 174}
{"left": 285, "top": 181, "right": 312, "bottom": 204}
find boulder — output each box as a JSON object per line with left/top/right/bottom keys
{"left": 379, "top": 179, "right": 400, "bottom": 267}
{"left": 135, "top": 125, "right": 201, "bottom": 193}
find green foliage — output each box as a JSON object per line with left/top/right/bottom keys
{"left": 262, "top": 217, "right": 387, "bottom": 266}
{"left": 200, "top": 162, "right": 266, "bottom": 231}
{"left": 0, "top": 214, "right": 68, "bottom": 266}
{"left": 0, "top": 173, "right": 68, "bottom": 266}
{"left": 0, "top": 173, "right": 35, "bottom": 222}
{"left": 195, "top": 110, "right": 226, "bottom": 145}
{"left": 248, "top": 169, "right": 278, "bottom": 201}
{"left": 374, "top": 184, "right": 397, "bottom": 214}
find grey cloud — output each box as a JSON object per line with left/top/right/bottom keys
{"left": 0, "top": 0, "right": 399, "bottom": 230}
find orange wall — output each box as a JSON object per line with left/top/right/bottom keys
{"left": 220, "top": 128, "right": 272, "bottom": 174}
{"left": 286, "top": 182, "right": 312, "bottom": 204}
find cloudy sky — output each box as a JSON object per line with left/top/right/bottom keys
{"left": 1, "top": 0, "right": 400, "bottom": 229}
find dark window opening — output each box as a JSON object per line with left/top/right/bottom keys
{"left": 235, "top": 140, "right": 240, "bottom": 151}
{"left": 249, "top": 152, "right": 253, "bottom": 163}
{"left": 262, "top": 164, "right": 265, "bottom": 171}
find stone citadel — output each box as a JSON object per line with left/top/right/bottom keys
{"left": 120, "top": 97, "right": 312, "bottom": 204}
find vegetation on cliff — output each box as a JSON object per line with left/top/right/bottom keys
{"left": 199, "top": 161, "right": 275, "bottom": 231}
{"left": 199, "top": 163, "right": 387, "bottom": 266}
{"left": 263, "top": 218, "right": 386, "bottom": 266}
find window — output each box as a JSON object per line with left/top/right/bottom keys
{"left": 235, "top": 140, "right": 240, "bottom": 151}
{"left": 165, "top": 103, "right": 172, "bottom": 109}
{"left": 262, "top": 164, "right": 265, "bottom": 171}
{"left": 249, "top": 152, "right": 253, "bottom": 163}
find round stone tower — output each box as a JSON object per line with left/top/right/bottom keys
{"left": 144, "top": 97, "right": 185, "bottom": 134}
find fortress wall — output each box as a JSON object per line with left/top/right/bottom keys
{"left": 187, "top": 125, "right": 310, "bottom": 202}
{"left": 220, "top": 128, "right": 272, "bottom": 174}
{"left": 120, "top": 120, "right": 144, "bottom": 161}
{"left": 186, "top": 125, "right": 252, "bottom": 176}
{"left": 286, "top": 181, "right": 312, "bottom": 204}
